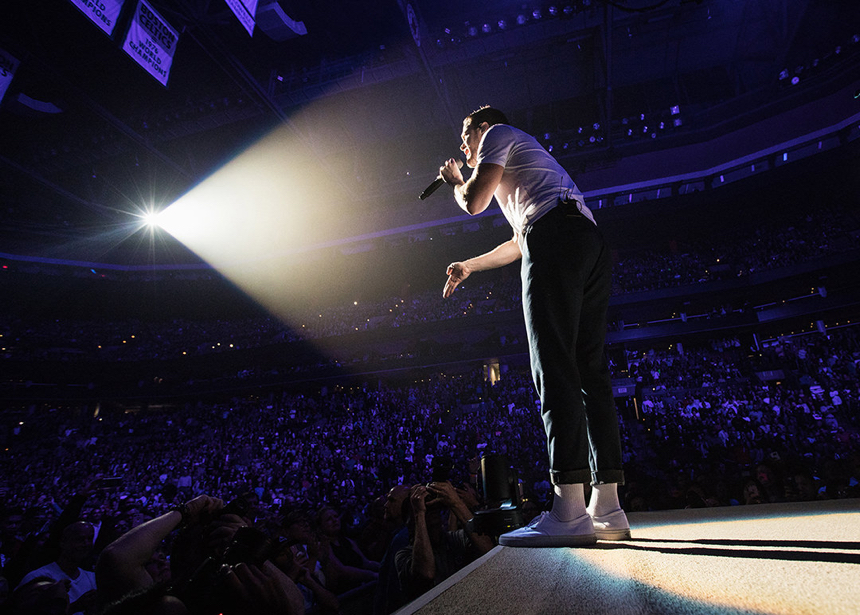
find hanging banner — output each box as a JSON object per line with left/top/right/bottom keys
{"left": 121, "top": 0, "right": 180, "bottom": 86}
{"left": 225, "top": 0, "right": 258, "bottom": 36}
{"left": 67, "top": 0, "right": 126, "bottom": 37}
{"left": 0, "top": 48, "right": 20, "bottom": 107}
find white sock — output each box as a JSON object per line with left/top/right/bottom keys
{"left": 587, "top": 483, "right": 621, "bottom": 518}
{"left": 549, "top": 483, "right": 587, "bottom": 522}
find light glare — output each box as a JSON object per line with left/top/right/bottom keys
{"left": 142, "top": 210, "right": 161, "bottom": 228}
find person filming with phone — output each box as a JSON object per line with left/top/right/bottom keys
{"left": 394, "top": 481, "right": 492, "bottom": 601}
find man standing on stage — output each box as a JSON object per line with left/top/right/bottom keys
{"left": 439, "top": 106, "right": 630, "bottom": 547}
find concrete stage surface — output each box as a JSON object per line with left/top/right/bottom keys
{"left": 395, "top": 499, "right": 860, "bottom": 615}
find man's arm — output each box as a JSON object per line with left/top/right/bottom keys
{"left": 295, "top": 567, "right": 340, "bottom": 613}
{"left": 440, "top": 161, "right": 503, "bottom": 215}
{"left": 319, "top": 544, "right": 378, "bottom": 590}
{"left": 443, "top": 237, "right": 522, "bottom": 298}
{"left": 350, "top": 537, "right": 381, "bottom": 572}
{"left": 426, "top": 482, "right": 494, "bottom": 555}
{"left": 408, "top": 486, "right": 435, "bottom": 583}
{"left": 96, "top": 495, "right": 223, "bottom": 603}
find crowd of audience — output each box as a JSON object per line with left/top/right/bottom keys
{"left": 1, "top": 324, "right": 858, "bottom": 613}
{"left": 2, "top": 201, "right": 857, "bottom": 364}
{"left": 609, "top": 203, "right": 855, "bottom": 293}
{"left": 1, "top": 191, "right": 858, "bottom": 612}
{"left": 623, "top": 328, "right": 860, "bottom": 508}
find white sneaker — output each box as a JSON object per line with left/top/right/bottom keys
{"left": 590, "top": 508, "right": 631, "bottom": 540}
{"left": 498, "top": 512, "right": 596, "bottom": 547}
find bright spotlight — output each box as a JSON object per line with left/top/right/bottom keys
{"left": 142, "top": 210, "right": 161, "bottom": 228}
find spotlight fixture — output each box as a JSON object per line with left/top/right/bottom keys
{"left": 532, "top": 9, "right": 542, "bottom": 20}
{"left": 482, "top": 23, "right": 492, "bottom": 33}
{"left": 548, "top": 6, "right": 558, "bottom": 16}
{"left": 517, "top": 14, "right": 527, "bottom": 25}
{"left": 498, "top": 19, "right": 508, "bottom": 30}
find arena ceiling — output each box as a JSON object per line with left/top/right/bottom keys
{"left": 0, "top": 0, "right": 858, "bottom": 265}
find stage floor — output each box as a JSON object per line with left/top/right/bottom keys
{"left": 395, "top": 499, "right": 860, "bottom": 615}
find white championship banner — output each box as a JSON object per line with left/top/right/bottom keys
{"left": 225, "top": 0, "right": 258, "bottom": 36}
{"left": 67, "top": 0, "right": 126, "bottom": 37}
{"left": 0, "top": 48, "right": 20, "bottom": 107}
{"left": 121, "top": 0, "right": 180, "bottom": 86}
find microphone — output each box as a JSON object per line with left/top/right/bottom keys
{"left": 419, "top": 159, "right": 464, "bottom": 200}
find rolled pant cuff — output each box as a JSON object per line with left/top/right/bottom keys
{"left": 549, "top": 470, "right": 626, "bottom": 485}
{"left": 592, "top": 470, "right": 625, "bottom": 486}
{"left": 550, "top": 469, "right": 592, "bottom": 485}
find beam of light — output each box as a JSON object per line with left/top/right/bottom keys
{"left": 151, "top": 66, "right": 448, "bottom": 351}
{"left": 155, "top": 117, "right": 357, "bottom": 340}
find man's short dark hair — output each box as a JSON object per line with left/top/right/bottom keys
{"left": 466, "top": 106, "right": 509, "bottom": 128}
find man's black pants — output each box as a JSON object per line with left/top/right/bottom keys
{"left": 520, "top": 203, "right": 625, "bottom": 486}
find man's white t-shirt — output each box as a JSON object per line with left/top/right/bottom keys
{"left": 19, "top": 561, "right": 97, "bottom": 614}
{"left": 476, "top": 124, "right": 594, "bottom": 238}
